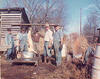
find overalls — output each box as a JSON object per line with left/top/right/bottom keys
{"left": 5, "top": 33, "right": 14, "bottom": 60}
{"left": 53, "top": 29, "right": 63, "bottom": 66}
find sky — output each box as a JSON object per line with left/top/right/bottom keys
{"left": 65, "top": 0, "right": 94, "bottom": 34}
{"left": 0, "top": 0, "right": 96, "bottom": 34}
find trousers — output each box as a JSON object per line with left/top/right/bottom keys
{"left": 53, "top": 41, "right": 62, "bottom": 66}
{"left": 43, "top": 41, "right": 51, "bottom": 57}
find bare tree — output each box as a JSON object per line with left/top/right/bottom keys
{"left": 5, "top": 0, "right": 67, "bottom": 26}
{"left": 82, "top": 0, "right": 100, "bottom": 43}
{"left": 83, "top": 13, "right": 99, "bottom": 43}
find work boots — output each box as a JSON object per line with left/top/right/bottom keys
{"left": 47, "top": 57, "right": 51, "bottom": 64}
{"left": 44, "top": 56, "right": 51, "bottom": 64}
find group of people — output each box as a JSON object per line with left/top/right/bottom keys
{"left": 43, "top": 24, "right": 63, "bottom": 66}
{"left": 5, "top": 24, "right": 64, "bottom": 66}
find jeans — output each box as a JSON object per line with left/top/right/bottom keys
{"left": 6, "top": 45, "right": 14, "bottom": 60}
{"left": 53, "top": 41, "right": 62, "bottom": 66}
{"left": 43, "top": 41, "right": 51, "bottom": 57}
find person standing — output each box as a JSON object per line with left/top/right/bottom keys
{"left": 16, "top": 28, "right": 28, "bottom": 54}
{"left": 5, "top": 28, "right": 14, "bottom": 60}
{"left": 32, "top": 30, "right": 43, "bottom": 56}
{"left": 53, "top": 25, "right": 63, "bottom": 66}
{"left": 43, "top": 23, "right": 53, "bottom": 63}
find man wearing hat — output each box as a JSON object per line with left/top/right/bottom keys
{"left": 53, "top": 25, "right": 63, "bottom": 66}
{"left": 5, "top": 28, "right": 14, "bottom": 60}
{"left": 43, "top": 23, "right": 53, "bottom": 63}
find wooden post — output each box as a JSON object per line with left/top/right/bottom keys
{"left": 0, "top": 24, "right": 1, "bottom": 45}
{"left": 0, "top": 14, "right": 1, "bottom": 45}
{"left": 0, "top": 56, "right": 1, "bottom": 79}
{"left": 80, "top": 8, "right": 82, "bottom": 35}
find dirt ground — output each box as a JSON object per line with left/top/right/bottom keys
{"left": 1, "top": 55, "right": 92, "bottom": 79}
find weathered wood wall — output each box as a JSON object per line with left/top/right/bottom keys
{"left": 0, "top": 13, "right": 22, "bottom": 45}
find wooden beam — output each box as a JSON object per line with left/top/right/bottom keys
{"left": 1, "top": 13, "right": 21, "bottom": 16}
{"left": 12, "top": 24, "right": 59, "bottom": 27}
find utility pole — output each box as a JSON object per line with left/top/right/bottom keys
{"left": 80, "top": 8, "right": 82, "bottom": 35}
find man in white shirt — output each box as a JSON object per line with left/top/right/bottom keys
{"left": 43, "top": 23, "right": 53, "bottom": 63}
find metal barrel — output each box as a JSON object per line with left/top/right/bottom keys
{"left": 92, "top": 43, "right": 100, "bottom": 79}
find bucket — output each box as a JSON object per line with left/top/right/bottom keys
{"left": 92, "top": 44, "right": 100, "bottom": 79}
{"left": 22, "top": 51, "right": 34, "bottom": 59}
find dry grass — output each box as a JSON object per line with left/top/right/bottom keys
{"left": 66, "top": 33, "right": 89, "bottom": 56}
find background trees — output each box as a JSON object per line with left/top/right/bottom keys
{"left": 83, "top": 0, "right": 100, "bottom": 43}
{"left": 83, "top": 13, "right": 99, "bottom": 43}
{"left": 5, "top": 0, "right": 67, "bottom": 26}
{"left": 4, "top": 0, "right": 68, "bottom": 32}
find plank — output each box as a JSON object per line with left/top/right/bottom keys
{"left": 1, "top": 33, "right": 17, "bottom": 36}
{"left": 12, "top": 24, "right": 59, "bottom": 26}
{"left": 2, "top": 17, "right": 21, "bottom": 19}
{"left": 1, "top": 22, "right": 20, "bottom": 25}
{"left": 1, "top": 13, "right": 21, "bottom": 16}
{"left": 1, "top": 28, "right": 20, "bottom": 30}
{"left": 2, "top": 19, "right": 21, "bottom": 23}
{"left": 1, "top": 25, "right": 20, "bottom": 28}
{"left": 1, "top": 18, "right": 21, "bottom": 20}
{"left": 2, "top": 29, "right": 19, "bottom": 31}
{"left": 1, "top": 16, "right": 21, "bottom": 18}
{"left": 3, "top": 30, "right": 19, "bottom": 32}
{"left": 2, "top": 19, "right": 21, "bottom": 21}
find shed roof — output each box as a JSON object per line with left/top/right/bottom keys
{"left": 0, "top": 7, "right": 29, "bottom": 23}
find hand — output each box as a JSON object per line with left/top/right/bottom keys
{"left": 17, "top": 52, "right": 22, "bottom": 59}
{"left": 48, "top": 41, "right": 52, "bottom": 48}
{"left": 48, "top": 44, "right": 52, "bottom": 48}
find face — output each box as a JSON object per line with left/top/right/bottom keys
{"left": 45, "top": 26, "right": 49, "bottom": 31}
{"left": 55, "top": 26, "right": 59, "bottom": 31}
{"left": 22, "top": 30, "right": 25, "bottom": 33}
{"left": 8, "top": 30, "right": 11, "bottom": 34}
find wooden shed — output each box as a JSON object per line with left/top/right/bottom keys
{"left": 0, "top": 7, "right": 29, "bottom": 46}
{"left": 0, "top": 7, "right": 29, "bottom": 51}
